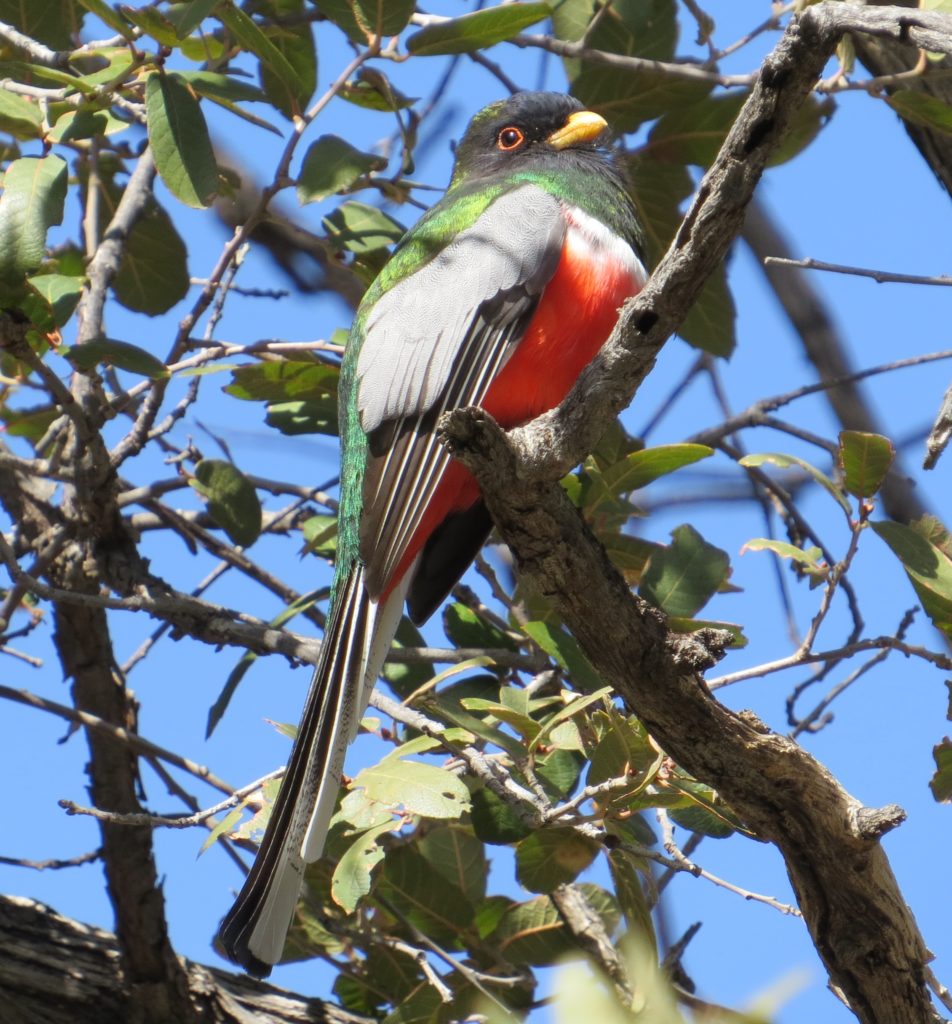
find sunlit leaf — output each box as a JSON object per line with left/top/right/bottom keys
{"left": 352, "top": 755, "right": 470, "bottom": 820}
{"left": 887, "top": 90, "right": 952, "bottom": 136}
{"left": 331, "top": 819, "right": 392, "bottom": 912}
{"left": 602, "top": 443, "right": 714, "bottom": 493}
{"left": 297, "top": 134, "right": 387, "bottom": 204}
{"left": 146, "top": 72, "right": 219, "bottom": 208}
{"left": 931, "top": 738, "right": 952, "bottom": 802}
{"left": 872, "top": 517, "right": 952, "bottom": 637}
{"left": 407, "top": 3, "right": 551, "bottom": 55}
{"left": 323, "top": 200, "right": 405, "bottom": 253}
{"left": 838, "top": 430, "right": 895, "bottom": 498}
{"left": 740, "top": 451, "right": 851, "bottom": 515}
{"left": 0, "top": 156, "right": 67, "bottom": 289}
{"left": 26, "top": 273, "right": 84, "bottom": 327}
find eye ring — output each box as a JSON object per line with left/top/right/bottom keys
{"left": 497, "top": 126, "right": 525, "bottom": 152}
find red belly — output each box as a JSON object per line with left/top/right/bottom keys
{"left": 382, "top": 236, "right": 642, "bottom": 597}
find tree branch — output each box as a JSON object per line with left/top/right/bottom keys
{"left": 0, "top": 895, "right": 372, "bottom": 1024}
{"left": 437, "top": 8, "right": 950, "bottom": 1022}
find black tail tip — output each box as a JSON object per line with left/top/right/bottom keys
{"left": 217, "top": 921, "right": 275, "bottom": 979}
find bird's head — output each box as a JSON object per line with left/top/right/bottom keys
{"left": 448, "top": 92, "right": 610, "bottom": 190}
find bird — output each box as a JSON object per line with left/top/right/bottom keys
{"left": 218, "top": 90, "right": 647, "bottom": 976}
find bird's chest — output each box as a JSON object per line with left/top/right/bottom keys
{"left": 483, "top": 204, "right": 646, "bottom": 426}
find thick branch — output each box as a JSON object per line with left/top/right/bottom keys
{"left": 0, "top": 895, "right": 371, "bottom": 1024}
{"left": 439, "top": 7, "right": 949, "bottom": 1023}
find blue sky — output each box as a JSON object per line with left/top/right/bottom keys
{"left": 2, "top": 3, "right": 951, "bottom": 1021}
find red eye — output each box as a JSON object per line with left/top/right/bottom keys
{"left": 497, "top": 126, "right": 525, "bottom": 151}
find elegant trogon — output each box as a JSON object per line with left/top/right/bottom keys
{"left": 218, "top": 91, "right": 647, "bottom": 976}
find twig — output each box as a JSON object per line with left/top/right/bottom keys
{"left": 657, "top": 810, "right": 800, "bottom": 916}
{"left": 0, "top": 683, "right": 236, "bottom": 795}
{"left": 708, "top": 633, "right": 952, "bottom": 689}
{"left": 59, "top": 768, "right": 284, "bottom": 829}
{"left": 764, "top": 255, "right": 952, "bottom": 286}
{"left": 0, "top": 850, "right": 101, "bottom": 871}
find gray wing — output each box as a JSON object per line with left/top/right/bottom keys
{"left": 355, "top": 185, "right": 566, "bottom": 597}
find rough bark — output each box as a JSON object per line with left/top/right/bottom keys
{"left": 849, "top": 0, "right": 952, "bottom": 199}
{"left": 0, "top": 895, "right": 372, "bottom": 1024}
{"left": 439, "top": 7, "right": 952, "bottom": 1022}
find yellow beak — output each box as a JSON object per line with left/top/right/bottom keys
{"left": 546, "top": 109, "right": 609, "bottom": 150}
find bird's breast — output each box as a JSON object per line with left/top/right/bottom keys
{"left": 481, "top": 204, "right": 646, "bottom": 426}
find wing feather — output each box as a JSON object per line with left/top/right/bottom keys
{"left": 355, "top": 185, "right": 565, "bottom": 596}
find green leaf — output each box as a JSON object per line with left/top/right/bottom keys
{"left": 172, "top": 0, "right": 219, "bottom": 37}
{"left": 297, "top": 134, "right": 387, "bottom": 205}
{"left": 740, "top": 537, "right": 824, "bottom": 566}
{"left": 930, "top": 738, "right": 952, "bottom": 802}
{"left": 626, "top": 155, "right": 734, "bottom": 355}
{"left": 254, "top": 0, "right": 317, "bottom": 119}
{"left": 323, "top": 200, "right": 405, "bottom": 253}
{"left": 352, "top": 756, "right": 470, "bottom": 820}
{"left": 586, "top": 709, "right": 660, "bottom": 792}
{"left": 199, "top": 807, "right": 243, "bottom": 855}
{"left": 0, "top": 90, "right": 42, "bottom": 139}
{"left": 407, "top": 3, "right": 551, "bottom": 55}
{"left": 489, "top": 895, "right": 573, "bottom": 966}
{"left": 607, "top": 849, "right": 655, "bottom": 947}
{"left": 26, "top": 273, "right": 84, "bottom": 327}
{"left": 0, "top": 156, "right": 67, "bottom": 289}
{"left": 680, "top": 264, "right": 736, "bottom": 358}
{"left": 48, "top": 107, "right": 130, "bottom": 143}
{"left": 64, "top": 337, "right": 170, "bottom": 379}
{"left": 226, "top": 360, "right": 339, "bottom": 401}
{"left": 331, "top": 819, "right": 392, "bottom": 912}
{"left": 647, "top": 93, "right": 832, "bottom": 168}
{"left": 340, "top": 68, "right": 417, "bottom": 111}
{"left": 602, "top": 443, "right": 714, "bottom": 493}
{"left": 521, "top": 620, "right": 602, "bottom": 690}
{"left": 553, "top": 0, "right": 710, "bottom": 132}
{"left": 666, "top": 776, "right": 743, "bottom": 838}
{"left": 190, "top": 459, "right": 263, "bottom": 547}
{"left": 469, "top": 784, "right": 533, "bottom": 845}
{"left": 490, "top": 884, "right": 620, "bottom": 966}
{"left": 515, "top": 828, "right": 600, "bottom": 893}
{"left": 301, "top": 513, "right": 338, "bottom": 558}
{"left": 639, "top": 524, "right": 730, "bottom": 618}
{"left": 444, "top": 602, "right": 518, "bottom": 652}
{"left": 176, "top": 70, "right": 268, "bottom": 105}
{"left": 0, "top": 0, "right": 85, "bottom": 48}
{"left": 218, "top": 3, "right": 309, "bottom": 116}
{"left": 75, "top": 0, "right": 132, "bottom": 35}
{"left": 536, "top": 748, "right": 584, "bottom": 796}
{"left": 872, "top": 517, "right": 952, "bottom": 637}
{"left": 111, "top": 196, "right": 190, "bottom": 315}
{"left": 146, "top": 72, "right": 219, "bottom": 209}
{"left": 0, "top": 404, "right": 58, "bottom": 442}
{"left": 740, "top": 451, "right": 851, "bottom": 515}
{"left": 418, "top": 825, "right": 487, "bottom": 905}
{"left": 531, "top": 688, "right": 611, "bottom": 755}
{"left": 267, "top": 398, "right": 339, "bottom": 436}
{"left": 120, "top": 4, "right": 179, "bottom": 44}
{"left": 838, "top": 430, "right": 895, "bottom": 498}
{"left": 378, "top": 845, "right": 475, "bottom": 942}
{"left": 380, "top": 983, "right": 443, "bottom": 1024}
{"left": 887, "top": 90, "right": 952, "bottom": 136}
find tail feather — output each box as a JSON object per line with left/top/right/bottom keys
{"left": 218, "top": 565, "right": 407, "bottom": 976}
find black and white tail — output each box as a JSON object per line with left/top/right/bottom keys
{"left": 218, "top": 565, "right": 406, "bottom": 976}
